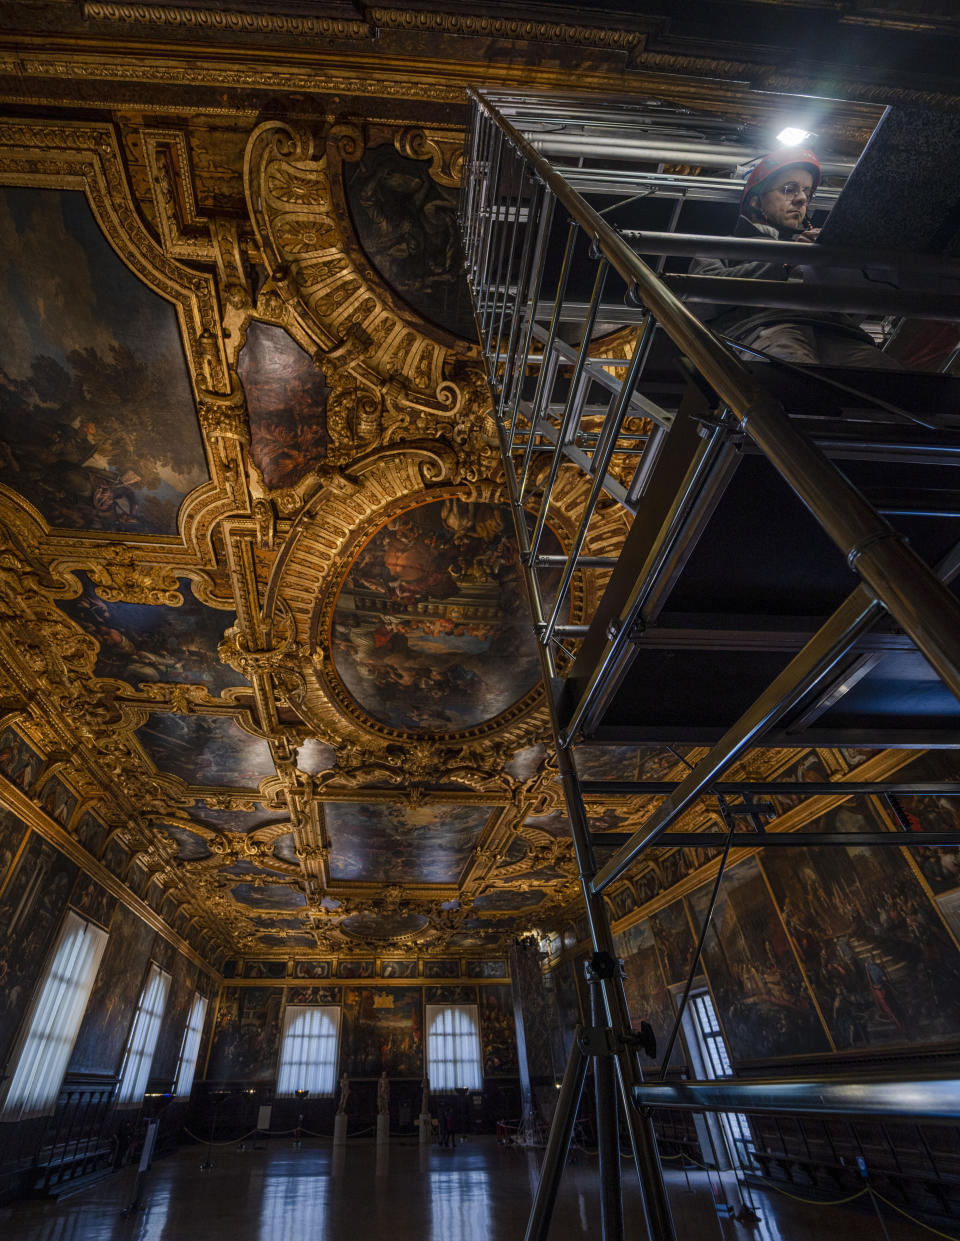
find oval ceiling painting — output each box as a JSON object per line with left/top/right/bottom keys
{"left": 329, "top": 499, "right": 561, "bottom": 732}
{"left": 340, "top": 911, "right": 429, "bottom": 941}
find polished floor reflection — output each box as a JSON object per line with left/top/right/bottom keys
{"left": 0, "top": 1138, "right": 939, "bottom": 1240}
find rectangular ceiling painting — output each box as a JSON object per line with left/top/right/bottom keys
{"left": 323, "top": 802, "right": 491, "bottom": 884}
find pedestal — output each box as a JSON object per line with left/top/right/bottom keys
{"left": 418, "top": 1113, "right": 431, "bottom": 1145}
{"left": 333, "top": 1113, "right": 347, "bottom": 1146}
{"left": 376, "top": 1112, "right": 389, "bottom": 1145}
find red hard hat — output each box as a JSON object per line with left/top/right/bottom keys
{"left": 740, "top": 149, "right": 821, "bottom": 211}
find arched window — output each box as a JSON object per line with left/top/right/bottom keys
{"left": 276, "top": 1005, "right": 340, "bottom": 1096}
{"left": 425, "top": 1004, "right": 482, "bottom": 1091}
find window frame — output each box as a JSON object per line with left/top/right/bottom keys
{"left": 425, "top": 1003, "right": 483, "bottom": 1092}
{"left": 172, "top": 992, "right": 208, "bottom": 1099}
{"left": 116, "top": 961, "right": 170, "bottom": 1106}
{"left": 275, "top": 1004, "right": 341, "bottom": 1098}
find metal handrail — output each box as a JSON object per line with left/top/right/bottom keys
{"left": 470, "top": 87, "right": 960, "bottom": 708}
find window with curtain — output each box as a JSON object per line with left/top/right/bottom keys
{"left": 1, "top": 909, "right": 108, "bottom": 1120}
{"left": 172, "top": 992, "right": 208, "bottom": 1098}
{"left": 117, "top": 962, "right": 170, "bottom": 1105}
{"left": 276, "top": 1005, "right": 340, "bottom": 1097}
{"left": 425, "top": 1004, "right": 482, "bottom": 1091}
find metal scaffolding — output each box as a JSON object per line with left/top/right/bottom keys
{"left": 459, "top": 90, "right": 960, "bottom": 1241}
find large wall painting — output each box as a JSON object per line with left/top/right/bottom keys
{"left": 137, "top": 713, "right": 276, "bottom": 787}
{"left": 152, "top": 953, "right": 197, "bottom": 1082}
{"left": 761, "top": 843, "right": 960, "bottom": 1049}
{"left": 340, "top": 985, "right": 423, "bottom": 1077}
{"left": 343, "top": 145, "right": 474, "bottom": 340}
{"left": 0, "top": 726, "right": 43, "bottom": 792}
{"left": 61, "top": 575, "right": 244, "bottom": 695}
{"left": 330, "top": 500, "right": 560, "bottom": 732}
{"left": 0, "top": 187, "right": 206, "bottom": 533}
{"left": 650, "top": 900, "right": 698, "bottom": 987}
{"left": 236, "top": 320, "right": 329, "bottom": 490}
{"left": 206, "top": 986, "right": 284, "bottom": 1082}
{"left": 0, "top": 806, "right": 28, "bottom": 891}
{"left": 614, "top": 920, "right": 681, "bottom": 1069}
{"left": 0, "top": 833, "right": 78, "bottom": 1064}
{"left": 69, "top": 902, "right": 156, "bottom": 1076}
{"left": 478, "top": 983, "right": 518, "bottom": 1076}
{"left": 324, "top": 802, "right": 490, "bottom": 884}
{"left": 690, "top": 858, "right": 830, "bottom": 1062}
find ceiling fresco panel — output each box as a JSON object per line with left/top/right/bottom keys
{"left": 324, "top": 801, "right": 491, "bottom": 884}
{"left": 60, "top": 574, "right": 244, "bottom": 695}
{"left": 236, "top": 319, "right": 329, "bottom": 490}
{"left": 329, "top": 499, "right": 560, "bottom": 732}
{"left": 0, "top": 186, "right": 207, "bottom": 533}
{"left": 136, "top": 712, "right": 276, "bottom": 788}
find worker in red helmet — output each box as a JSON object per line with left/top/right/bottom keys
{"left": 688, "top": 148, "right": 900, "bottom": 367}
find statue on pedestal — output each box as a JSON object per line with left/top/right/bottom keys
{"left": 377, "top": 1070, "right": 390, "bottom": 1116}
{"left": 337, "top": 1072, "right": 351, "bottom": 1116}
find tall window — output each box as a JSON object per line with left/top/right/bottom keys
{"left": 689, "top": 989, "right": 753, "bottom": 1164}
{"left": 117, "top": 962, "right": 170, "bottom": 1105}
{"left": 1, "top": 910, "right": 108, "bottom": 1119}
{"left": 173, "top": 993, "right": 208, "bottom": 1099}
{"left": 425, "top": 1005, "right": 482, "bottom": 1091}
{"left": 276, "top": 1006, "right": 340, "bottom": 1096}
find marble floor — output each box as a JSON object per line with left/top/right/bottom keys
{"left": 0, "top": 1137, "right": 944, "bottom": 1241}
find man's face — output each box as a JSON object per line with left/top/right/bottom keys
{"left": 756, "top": 167, "right": 815, "bottom": 232}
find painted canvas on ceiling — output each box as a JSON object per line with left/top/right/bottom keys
{"left": 0, "top": 726, "right": 43, "bottom": 792}
{"left": 340, "top": 985, "right": 423, "bottom": 1077}
{"left": 0, "top": 834, "right": 78, "bottom": 1064}
{"left": 231, "top": 881, "right": 306, "bottom": 912}
{"left": 343, "top": 144, "right": 474, "bottom": 340}
{"left": 761, "top": 843, "right": 960, "bottom": 1050}
{"left": 69, "top": 901, "right": 156, "bottom": 1076}
{"left": 160, "top": 824, "right": 211, "bottom": 861}
{"left": 206, "top": 986, "right": 284, "bottom": 1083}
{"left": 330, "top": 500, "right": 559, "bottom": 732}
{"left": 0, "top": 187, "right": 206, "bottom": 533}
{"left": 690, "top": 857, "right": 830, "bottom": 1062}
{"left": 324, "top": 802, "right": 490, "bottom": 884}
{"left": 188, "top": 801, "right": 288, "bottom": 835}
{"left": 237, "top": 320, "right": 328, "bottom": 490}
{"left": 137, "top": 713, "right": 276, "bottom": 787}
{"left": 61, "top": 575, "right": 244, "bottom": 694}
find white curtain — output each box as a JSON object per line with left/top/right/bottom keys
{"left": 276, "top": 1006, "right": 340, "bottom": 1097}
{"left": 1, "top": 910, "right": 108, "bottom": 1119}
{"left": 117, "top": 962, "right": 170, "bottom": 1104}
{"left": 425, "top": 1004, "right": 482, "bottom": 1091}
{"left": 173, "top": 992, "right": 208, "bottom": 1098}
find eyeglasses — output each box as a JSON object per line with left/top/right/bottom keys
{"left": 772, "top": 180, "right": 814, "bottom": 200}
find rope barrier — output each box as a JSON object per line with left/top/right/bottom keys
{"left": 748, "top": 1177, "right": 869, "bottom": 1208}
{"left": 873, "top": 1189, "right": 960, "bottom": 1241}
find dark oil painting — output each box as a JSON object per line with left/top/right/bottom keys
{"left": 296, "top": 737, "right": 337, "bottom": 776}
{"left": 152, "top": 952, "right": 197, "bottom": 1082}
{"left": 137, "top": 713, "right": 276, "bottom": 787}
{"left": 68, "top": 871, "right": 116, "bottom": 929}
{"left": 330, "top": 500, "right": 560, "bottom": 733}
{"left": 888, "top": 749, "right": 960, "bottom": 896}
{"left": 472, "top": 889, "right": 545, "bottom": 913}
{"left": 61, "top": 574, "right": 244, "bottom": 695}
{"left": 341, "top": 911, "right": 428, "bottom": 940}
{"left": 287, "top": 984, "right": 340, "bottom": 1006}
{"left": 189, "top": 800, "right": 289, "bottom": 835}
{"left": 231, "top": 880, "right": 306, "bottom": 912}
{"left": 76, "top": 811, "right": 108, "bottom": 857}
{"left": 422, "top": 959, "right": 460, "bottom": 979}
{"left": 614, "top": 920, "right": 683, "bottom": 1070}
{"left": 69, "top": 901, "right": 157, "bottom": 1076}
{"left": 272, "top": 833, "right": 298, "bottom": 865}
{"left": 206, "top": 986, "right": 284, "bottom": 1082}
{"left": 382, "top": 959, "right": 418, "bottom": 979}
{"left": 343, "top": 144, "right": 474, "bottom": 340}
{"left": 37, "top": 774, "right": 77, "bottom": 829}
{"left": 760, "top": 843, "right": 960, "bottom": 1050}
{"left": 337, "top": 959, "right": 375, "bottom": 979}
{"left": 0, "top": 834, "right": 78, "bottom": 1064}
{"left": 689, "top": 857, "right": 830, "bottom": 1063}
{"left": 425, "top": 985, "right": 477, "bottom": 1004}
{"left": 0, "top": 726, "right": 43, "bottom": 792}
{"left": 0, "top": 806, "right": 28, "bottom": 892}
{"left": 650, "top": 899, "right": 698, "bottom": 987}
{"left": 160, "top": 824, "right": 211, "bottom": 861}
{"left": 324, "top": 801, "right": 490, "bottom": 884}
{"left": 466, "top": 960, "right": 508, "bottom": 979}
{"left": 0, "top": 187, "right": 207, "bottom": 533}
{"left": 292, "top": 959, "right": 332, "bottom": 980}
{"left": 340, "top": 985, "right": 423, "bottom": 1077}
{"left": 236, "top": 320, "right": 329, "bottom": 490}
{"left": 478, "top": 984, "right": 518, "bottom": 1076}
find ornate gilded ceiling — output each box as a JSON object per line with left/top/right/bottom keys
{"left": 0, "top": 1, "right": 946, "bottom": 971}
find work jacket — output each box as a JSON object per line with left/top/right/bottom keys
{"left": 687, "top": 214, "right": 874, "bottom": 344}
